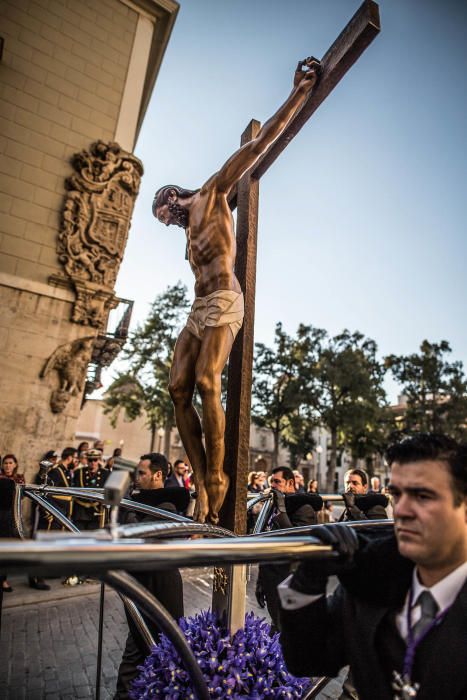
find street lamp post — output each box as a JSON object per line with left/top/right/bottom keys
{"left": 316, "top": 445, "right": 323, "bottom": 484}
{"left": 157, "top": 427, "right": 165, "bottom": 454}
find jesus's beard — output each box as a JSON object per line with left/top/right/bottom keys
{"left": 168, "top": 201, "right": 189, "bottom": 229}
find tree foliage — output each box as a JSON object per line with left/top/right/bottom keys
{"left": 252, "top": 323, "right": 304, "bottom": 468}
{"left": 103, "top": 282, "right": 190, "bottom": 451}
{"left": 296, "top": 327, "right": 387, "bottom": 489}
{"left": 252, "top": 324, "right": 388, "bottom": 484}
{"left": 385, "top": 340, "right": 467, "bottom": 440}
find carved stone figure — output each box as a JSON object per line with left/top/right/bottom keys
{"left": 41, "top": 337, "right": 95, "bottom": 413}
{"left": 56, "top": 141, "right": 143, "bottom": 329}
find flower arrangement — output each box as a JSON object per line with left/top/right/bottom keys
{"left": 131, "top": 610, "right": 312, "bottom": 699}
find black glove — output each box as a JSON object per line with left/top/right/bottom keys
{"left": 342, "top": 491, "right": 356, "bottom": 509}
{"left": 270, "top": 488, "right": 293, "bottom": 529}
{"left": 342, "top": 491, "right": 365, "bottom": 520}
{"left": 289, "top": 524, "right": 359, "bottom": 595}
{"left": 255, "top": 579, "right": 266, "bottom": 608}
{"left": 271, "top": 488, "right": 287, "bottom": 513}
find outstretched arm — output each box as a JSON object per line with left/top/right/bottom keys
{"left": 212, "top": 58, "right": 320, "bottom": 195}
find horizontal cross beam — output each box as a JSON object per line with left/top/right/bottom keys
{"left": 229, "top": 0, "right": 380, "bottom": 207}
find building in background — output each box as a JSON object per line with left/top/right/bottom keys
{"left": 76, "top": 398, "right": 391, "bottom": 490}
{"left": 76, "top": 398, "right": 291, "bottom": 467}
{"left": 0, "top": 0, "right": 178, "bottom": 478}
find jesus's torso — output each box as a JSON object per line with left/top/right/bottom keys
{"left": 187, "top": 188, "right": 241, "bottom": 298}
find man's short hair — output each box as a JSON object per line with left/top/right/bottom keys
{"left": 386, "top": 433, "right": 467, "bottom": 505}
{"left": 344, "top": 468, "right": 368, "bottom": 487}
{"left": 140, "top": 452, "right": 169, "bottom": 481}
{"left": 271, "top": 466, "right": 295, "bottom": 483}
{"left": 61, "top": 447, "right": 76, "bottom": 461}
{"left": 174, "top": 459, "right": 185, "bottom": 468}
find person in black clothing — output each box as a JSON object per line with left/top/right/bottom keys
{"left": 256, "top": 465, "right": 322, "bottom": 631}
{"left": 43, "top": 447, "right": 76, "bottom": 528}
{"left": 164, "top": 458, "right": 188, "bottom": 489}
{"left": 279, "top": 434, "right": 467, "bottom": 700}
{"left": 339, "top": 468, "right": 388, "bottom": 521}
{"left": 114, "top": 452, "right": 188, "bottom": 700}
{"left": 73, "top": 449, "right": 109, "bottom": 530}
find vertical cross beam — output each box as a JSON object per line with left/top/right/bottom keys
{"left": 220, "top": 118, "right": 261, "bottom": 535}
{"left": 212, "top": 119, "right": 260, "bottom": 630}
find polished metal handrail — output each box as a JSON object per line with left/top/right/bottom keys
{"left": 0, "top": 535, "right": 333, "bottom": 575}
{"left": 22, "top": 484, "right": 191, "bottom": 523}
{"left": 114, "top": 520, "right": 235, "bottom": 540}
{"left": 256, "top": 518, "right": 394, "bottom": 538}
{"left": 25, "top": 490, "right": 81, "bottom": 532}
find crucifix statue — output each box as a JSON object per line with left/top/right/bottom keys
{"left": 153, "top": 0, "right": 380, "bottom": 539}
{"left": 153, "top": 59, "right": 321, "bottom": 525}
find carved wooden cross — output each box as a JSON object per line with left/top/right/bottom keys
{"left": 214, "top": 0, "right": 381, "bottom": 626}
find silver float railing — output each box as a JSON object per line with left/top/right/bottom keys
{"left": 22, "top": 484, "right": 192, "bottom": 523}
{"left": 0, "top": 533, "right": 334, "bottom": 574}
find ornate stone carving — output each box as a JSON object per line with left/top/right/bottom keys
{"left": 57, "top": 141, "right": 143, "bottom": 328}
{"left": 40, "top": 336, "right": 95, "bottom": 413}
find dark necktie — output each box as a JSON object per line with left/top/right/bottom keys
{"left": 412, "top": 590, "right": 439, "bottom": 638}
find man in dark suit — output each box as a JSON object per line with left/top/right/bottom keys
{"left": 278, "top": 434, "right": 467, "bottom": 700}
{"left": 44, "top": 446, "right": 76, "bottom": 527}
{"left": 115, "top": 452, "right": 187, "bottom": 700}
{"left": 164, "top": 459, "right": 189, "bottom": 489}
{"left": 339, "top": 467, "right": 388, "bottom": 521}
{"left": 256, "top": 465, "right": 322, "bottom": 631}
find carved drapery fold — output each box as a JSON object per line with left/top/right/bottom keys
{"left": 56, "top": 141, "right": 143, "bottom": 329}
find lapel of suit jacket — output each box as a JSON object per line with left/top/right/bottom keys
{"left": 350, "top": 596, "right": 398, "bottom": 700}
{"left": 416, "top": 580, "right": 467, "bottom": 699}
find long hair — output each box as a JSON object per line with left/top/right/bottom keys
{"left": 152, "top": 185, "right": 199, "bottom": 217}
{"left": 2, "top": 453, "right": 18, "bottom": 475}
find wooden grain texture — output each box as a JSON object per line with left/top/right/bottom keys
{"left": 219, "top": 119, "right": 261, "bottom": 536}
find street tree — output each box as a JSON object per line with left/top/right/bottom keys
{"left": 346, "top": 404, "right": 399, "bottom": 474}
{"left": 252, "top": 323, "right": 305, "bottom": 468}
{"left": 298, "top": 327, "right": 387, "bottom": 490}
{"left": 385, "top": 340, "right": 467, "bottom": 440}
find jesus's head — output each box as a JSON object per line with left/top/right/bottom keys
{"left": 152, "top": 185, "right": 198, "bottom": 229}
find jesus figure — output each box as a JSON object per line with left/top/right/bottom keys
{"left": 153, "top": 58, "right": 320, "bottom": 524}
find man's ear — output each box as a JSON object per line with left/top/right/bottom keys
{"left": 168, "top": 188, "right": 177, "bottom": 202}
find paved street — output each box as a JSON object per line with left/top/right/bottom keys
{"left": 0, "top": 568, "right": 344, "bottom": 699}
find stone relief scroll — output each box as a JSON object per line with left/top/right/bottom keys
{"left": 56, "top": 141, "right": 143, "bottom": 329}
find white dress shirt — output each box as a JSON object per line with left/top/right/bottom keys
{"left": 395, "top": 560, "right": 467, "bottom": 640}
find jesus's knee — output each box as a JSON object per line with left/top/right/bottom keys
{"left": 168, "top": 379, "right": 192, "bottom": 406}
{"left": 195, "top": 371, "right": 220, "bottom": 400}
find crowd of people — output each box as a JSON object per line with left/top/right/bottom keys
{"left": 0, "top": 442, "right": 195, "bottom": 594}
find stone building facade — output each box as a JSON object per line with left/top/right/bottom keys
{"left": 0, "top": 0, "right": 178, "bottom": 479}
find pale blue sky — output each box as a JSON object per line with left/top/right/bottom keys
{"left": 113, "top": 0, "right": 467, "bottom": 402}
